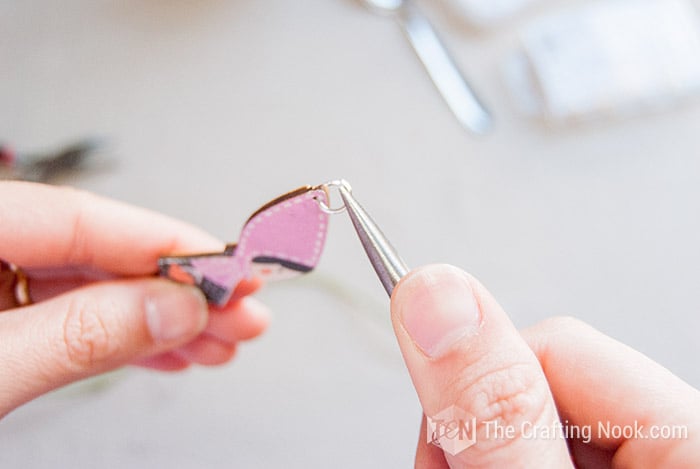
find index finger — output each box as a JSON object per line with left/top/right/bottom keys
{"left": 0, "top": 181, "right": 224, "bottom": 275}
{"left": 521, "top": 317, "right": 700, "bottom": 466}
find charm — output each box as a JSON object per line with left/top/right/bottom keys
{"left": 159, "top": 185, "right": 331, "bottom": 306}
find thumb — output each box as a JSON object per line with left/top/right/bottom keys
{"left": 0, "top": 279, "right": 207, "bottom": 416}
{"left": 391, "top": 265, "right": 571, "bottom": 468}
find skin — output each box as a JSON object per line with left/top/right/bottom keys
{"left": 2, "top": 183, "right": 698, "bottom": 467}
{"left": 0, "top": 181, "right": 269, "bottom": 417}
{"left": 392, "top": 265, "right": 700, "bottom": 468}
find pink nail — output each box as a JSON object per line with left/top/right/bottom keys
{"left": 145, "top": 283, "right": 208, "bottom": 342}
{"left": 395, "top": 265, "right": 481, "bottom": 358}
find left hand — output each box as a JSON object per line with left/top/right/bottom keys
{"left": 0, "top": 181, "right": 270, "bottom": 418}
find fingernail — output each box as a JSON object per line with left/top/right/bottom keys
{"left": 145, "top": 283, "right": 208, "bottom": 342}
{"left": 395, "top": 265, "right": 481, "bottom": 358}
{"left": 240, "top": 297, "right": 272, "bottom": 323}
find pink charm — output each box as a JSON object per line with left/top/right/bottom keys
{"left": 159, "top": 186, "right": 329, "bottom": 306}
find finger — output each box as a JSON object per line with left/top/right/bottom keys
{"left": 204, "top": 296, "right": 271, "bottom": 345}
{"left": 0, "top": 278, "right": 207, "bottom": 417}
{"left": 0, "top": 181, "right": 223, "bottom": 273}
{"left": 390, "top": 265, "right": 572, "bottom": 468}
{"left": 28, "top": 273, "right": 263, "bottom": 309}
{"left": 173, "top": 336, "right": 237, "bottom": 366}
{"left": 132, "top": 351, "right": 191, "bottom": 372}
{"left": 566, "top": 438, "right": 613, "bottom": 469}
{"left": 416, "top": 414, "right": 450, "bottom": 469}
{"left": 521, "top": 317, "right": 700, "bottom": 467}
{"left": 228, "top": 278, "right": 263, "bottom": 303}
{"left": 26, "top": 266, "right": 117, "bottom": 302}
{"left": 26, "top": 275, "right": 266, "bottom": 370}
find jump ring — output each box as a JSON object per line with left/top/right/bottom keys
{"left": 314, "top": 179, "right": 352, "bottom": 215}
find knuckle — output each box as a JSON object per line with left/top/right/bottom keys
{"left": 437, "top": 359, "right": 562, "bottom": 465}
{"left": 447, "top": 358, "right": 552, "bottom": 436}
{"left": 66, "top": 192, "right": 91, "bottom": 265}
{"left": 61, "top": 297, "right": 117, "bottom": 371}
{"left": 471, "top": 363, "right": 548, "bottom": 426}
{"left": 55, "top": 186, "right": 95, "bottom": 266}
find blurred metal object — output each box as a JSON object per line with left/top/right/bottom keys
{"left": 0, "top": 138, "right": 103, "bottom": 183}
{"left": 360, "top": 0, "right": 493, "bottom": 134}
{"left": 330, "top": 180, "right": 410, "bottom": 296}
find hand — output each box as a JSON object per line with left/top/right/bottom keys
{"left": 0, "top": 182, "right": 269, "bottom": 418}
{"left": 390, "top": 264, "right": 700, "bottom": 468}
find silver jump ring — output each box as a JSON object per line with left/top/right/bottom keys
{"left": 314, "top": 179, "right": 352, "bottom": 215}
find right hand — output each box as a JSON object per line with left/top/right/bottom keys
{"left": 389, "top": 264, "right": 700, "bottom": 468}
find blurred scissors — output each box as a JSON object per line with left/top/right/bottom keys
{"left": 320, "top": 180, "right": 409, "bottom": 296}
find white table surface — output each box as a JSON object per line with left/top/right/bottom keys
{"left": 1, "top": 0, "right": 700, "bottom": 467}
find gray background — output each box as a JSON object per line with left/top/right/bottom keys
{"left": 1, "top": 0, "right": 699, "bottom": 467}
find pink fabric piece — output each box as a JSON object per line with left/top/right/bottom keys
{"left": 190, "top": 255, "right": 245, "bottom": 289}
{"left": 160, "top": 187, "right": 329, "bottom": 306}
{"left": 237, "top": 189, "right": 328, "bottom": 268}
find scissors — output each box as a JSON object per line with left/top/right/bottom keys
{"left": 321, "top": 180, "right": 410, "bottom": 296}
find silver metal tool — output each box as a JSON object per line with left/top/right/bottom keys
{"left": 328, "top": 180, "right": 410, "bottom": 296}
{"left": 360, "top": 0, "right": 493, "bottom": 134}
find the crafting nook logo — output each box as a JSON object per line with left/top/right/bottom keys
{"left": 427, "top": 405, "right": 477, "bottom": 455}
